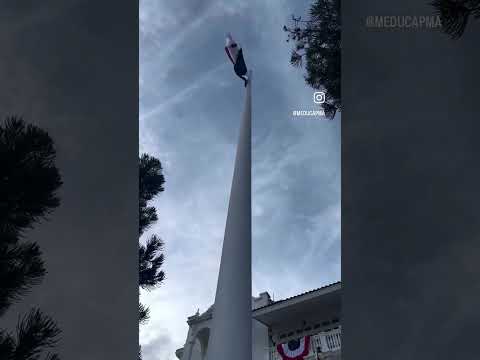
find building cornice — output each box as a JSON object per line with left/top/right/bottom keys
{"left": 252, "top": 281, "right": 341, "bottom": 317}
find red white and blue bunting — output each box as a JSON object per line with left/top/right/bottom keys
{"left": 276, "top": 336, "right": 311, "bottom": 360}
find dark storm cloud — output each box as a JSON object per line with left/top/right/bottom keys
{"left": 343, "top": 1, "right": 480, "bottom": 359}
{"left": 140, "top": 0, "right": 340, "bottom": 359}
{"left": 1, "top": 2, "right": 138, "bottom": 360}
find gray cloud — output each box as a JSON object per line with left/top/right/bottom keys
{"left": 140, "top": 0, "right": 340, "bottom": 359}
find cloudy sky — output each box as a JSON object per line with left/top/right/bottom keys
{"left": 139, "top": 0, "right": 340, "bottom": 359}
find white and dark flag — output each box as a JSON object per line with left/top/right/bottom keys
{"left": 225, "top": 33, "right": 249, "bottom": 87}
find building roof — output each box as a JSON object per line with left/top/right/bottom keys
{"left": 186, "top": 281, "right": 341, "bottom": 327}
{"left": 252, "top": 281, "right": 341, "bottom": 328}
{"left": 253, "top": 281, "right": 341, "bottom": 312}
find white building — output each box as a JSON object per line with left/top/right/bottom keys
{"left": 176, "top": 282, "right": 341, "bottom": 360}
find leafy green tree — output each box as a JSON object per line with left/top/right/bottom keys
{"left": 284, "top": 0, "right": 341, "bottom": 118}
{"left": 431, "top": 0, "right": 480, "bottom": 38}
{"left": 0, "top": 117, "right": 62, "bottom": 360}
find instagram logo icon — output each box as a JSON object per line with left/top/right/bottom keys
{"left": 313, "top": 91, "right": 326, "bottom": 104}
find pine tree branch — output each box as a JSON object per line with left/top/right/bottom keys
{"left": 139, "top": 235, "right": 165, "bottom": 290}
{"left": 0, "top": 117, "right": 62, "bottom": 239}
{"left": 0, "top": 242, "right": 46, "bottom": 316}
{"left": 13, "top": 309, "right": 61, "bottom": 360}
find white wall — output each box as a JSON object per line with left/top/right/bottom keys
{"left": 253, "top": 319, "right": 269, "bottom": 360}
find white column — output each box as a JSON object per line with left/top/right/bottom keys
{"left": 182, "top": 340, "right": 195, "bottom": 360}
{"left": 207, "top": 71, "right": 253, "bottom": 360}
{"left": 181, "top": 327, "right": 197, "bottom": 360}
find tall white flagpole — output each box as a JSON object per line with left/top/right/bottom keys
{"left": 206, "top": 70, "right": 252, "bottom": 360}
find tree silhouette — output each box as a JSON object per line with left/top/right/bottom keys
{"left": 284, "top": 0, "right": 341, "bottom": 119}
{"left": 139, "top": 154, "right": 165, "bottom": 236}
{"left": 0, "top": 309, "right": 61, "bottom": 360}
{"left": 139, "top": 235, "right": 165, "bottom": 290}
{"left": 0, "top": 117, "right": 62, "bottom": 238}
{"left": 0, "top": 242, "right": 45, "bottom": 316}
{"left": 138, "top": 153, "right": 166, "bottom": 358}
{"left": 431, "top": 0, "right": 480, "bottom": 38}
{"left": 0, "top": 117, "right": 62, "bottom": 360}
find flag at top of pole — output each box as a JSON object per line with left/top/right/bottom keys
{"left": 225, "top": 33, "right": 249, "bottom": 87}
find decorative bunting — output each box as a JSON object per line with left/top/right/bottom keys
{"left": 276, "top": 336, "right": 311, "bottom": 360}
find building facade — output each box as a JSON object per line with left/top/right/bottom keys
{"left": 176, "top": 282, "right": 341, "bottom": 360}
